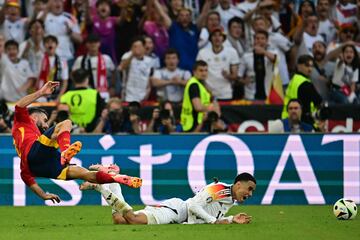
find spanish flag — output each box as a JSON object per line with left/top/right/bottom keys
{"left": 266, "top": 57, "right": 284, "bottom": 105}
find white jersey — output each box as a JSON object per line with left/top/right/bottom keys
{"left": 137, "top": 198, "right": 188, "bottom": 225}
{"left": 186, "top": 182, "right": 234, "bottom": 224}
{"left": 1, "top": 18, "right": 27, "bottom": 43}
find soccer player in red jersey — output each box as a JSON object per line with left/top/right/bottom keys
{"left": 12, "top": 81, "right": 142, "bottom": 203}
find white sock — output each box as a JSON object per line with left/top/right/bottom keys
{"left": 108, "top": 183, "right": 125, "bottom": 201}
{"left": 97, "top": 184, "right": 132, "bottom": 213}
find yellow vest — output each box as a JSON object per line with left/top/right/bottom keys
{"left": 181, "top": 77, "right": 211, "bottom": 131}
{"left": 282, "top": 74, "right": 316, "bottom": 118}
{"left": 60, "top": 88, "right": 98, "bottom": 127}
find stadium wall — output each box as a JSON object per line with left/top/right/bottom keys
{"left": 0, "top": 134, "right": 359, "bottom": 206}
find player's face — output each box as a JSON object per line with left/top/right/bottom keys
{"left": 31, "top": 113, "right": 49, "bottom": 133}
{"left": 233, "top": 180, "right": 256, "bottom": 203}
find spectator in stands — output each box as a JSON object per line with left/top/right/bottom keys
{"left": 0, "top": 98, "right": 12, "bottom": 133}
{"left": 293, "top": 13, "right": 324, "bottom": 58}
{"left": 143, "top": 0, "right": 169, "bottom": 61}
{"left": 282, "top": 55, "right": 323, "bottom": 125}
{"left": 334, "top": 0, "right": 357, "bottom": 27}
{"left": 0, "top": 40, "right": 36, "bottom": 102}
{"left": 197, "top": 27, "right": 239, "bottom": 101}
{"left": 239, "top": 30, "right": 277, "bottom": 101}
{"left": 72, "top": 34, "right": 116, "bottom": 101}
{"left": 29, "top": 0, "right": 47, "bottom": 20}
{"left": 214, "top": 0, "right": 240, "bottom": 33}
{"left": 167, "top": 0, "right": 184, "bottom": 20}
{"left": 327, "top": 24, "right": 360, "bottom": 60}
{"left": 87, "top": 0, "right": 123, "bottom": 63}
{"left": 269, "top": 99, "right": 313, "bottom": 133}
{"left": 151, "top": 48, "right": 191, "bottom": 103}
{"left": 0, "top": 0, "right": 28, "bottom": 43}
{"left": 157, "top": 1, "right": 210, "bottom": 72}
{"left": 256, "top": 0, "right": 281, "bottom": 33}
{"left": 288, "top": 0, "right": 316, "bottom": 39}
{"left": 252, "top": 16, "right": 293, "bottom": 86}
{"left": 180, "top": 60, "right": 220, "bottom": 132}
{"left": 71, "top": 0, "right": 91, "bottom": 57}
{"left": 43, "top": 0, "right": 83, "bottom": 65}
{"left": 198, "top": 11, "right": 222, "bottom": 50}
{"left": 119, "top": 36, "right": 153, "bottom": 102}
{"left": 94, "top": 97, "right": 141, "bottom": 134}
{"left": 0, "top": 33, "right": 4, "bottom": 81}
{"left": 60, "top": 69, "right": 105, "bottom": 133}
{"left": 113, "top": 0, "right": 143, "bottom": 61}
{"left": 316, "top": 0, "right": 336, "bottom": 44}
{"left": 236, "top": 0, "right": 260, "bottom": 46}
{"left": 19, "top": 19, "right": 45, "bottom": 77}
{"left": 37, "top": 35, "right": 68, "bottom": 102}
{"left": 329, "top": 44, "right": 359, "bottom": 104}
{"left": 144, "top": 35, "right": 161, "bottom": 70}
{"left": 224, "top": 17, "right": 246, "bottom": 58}
{"left": 310, "top": 40, "right": 335, "bottom": 101}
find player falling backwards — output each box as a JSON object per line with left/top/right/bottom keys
{"left": 12, "top": 81, "right": 142, "bottom": 203}
{"left": 81, "top": 168, "right": 255, "bottom": 225}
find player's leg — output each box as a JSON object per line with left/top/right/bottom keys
{"left": 52, "top": 119, "right": 82, "bottom": 164}
{"left": 67, "top": 166, "right": 142, "bottom": 188}
{"left": 80, "top": 182, "right": 148, "bottom": 224}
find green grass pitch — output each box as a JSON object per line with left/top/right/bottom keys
{"left": 1, "top": 205, "right": 359, "bottom": 240}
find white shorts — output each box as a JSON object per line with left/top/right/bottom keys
{"left": 135, "top": 198, "right": 187, "bottom": 225}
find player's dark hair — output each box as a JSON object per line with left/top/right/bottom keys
{"left": 234, "top": 173, "right": 256, "bottom": 184}
{"left": 28, "top": 107, "right": 48, "bottom": 118}
{"left": 72, "top": 69, "right": 90, "bottom": 84}
{"left": 192, "top": 60, "right": 208, "bottom": 71}
{"left": 5, "top": 40, "right": 19, "bottom": 49}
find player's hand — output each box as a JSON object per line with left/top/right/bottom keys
{"left": 39, "top": 81, "right": 60, "bottom": 96}
{"left": 233, "top": 213, "right": 252, "bottom": 224}
{"left": 43, "top": 193, "right": 61, "bottom": 204}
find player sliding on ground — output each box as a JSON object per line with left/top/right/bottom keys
{"left": 12, "top": 81, "right": 142, "bottom": 203}
{"left": 81, "top": 170, "right": 256, "bottom": 224}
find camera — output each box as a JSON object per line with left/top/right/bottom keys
{"left": 313, "top": 103, "right": 331, "bottom": 121}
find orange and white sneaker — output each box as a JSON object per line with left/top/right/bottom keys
{"left": 113, "top": 174, "right": 142, "bottom": 188}
{"left": 89, "top": 163, "right": 120, "bottom": 175}
{"left": 79, "top": 181, "right": 98, "bottom": 191}
{"left": 61, "top": 141, "right": 82, "bottom": 165}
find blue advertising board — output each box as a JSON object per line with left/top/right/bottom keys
{"left": 0, "top": 134, "right": 359, "bottom": 206}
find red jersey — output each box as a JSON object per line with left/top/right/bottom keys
{"left": 12, "top": 106, "right": 41, "bottom": 186}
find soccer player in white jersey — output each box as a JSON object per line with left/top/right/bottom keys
{"left": 81, "top": 168, "right": 256, "bottom": 225}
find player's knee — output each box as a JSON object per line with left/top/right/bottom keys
{"left": 57, "top": 119, "right": 72, "bottom": 133}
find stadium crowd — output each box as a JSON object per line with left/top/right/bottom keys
{"left": 0, "top": 0, "right": 359, "bottom": 134}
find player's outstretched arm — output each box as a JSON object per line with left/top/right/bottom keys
{"left": 15, "top": 81, "right": 60, "bottom": 108}
{"left": 29, "top": 183, "right": 61, "bottom": 204}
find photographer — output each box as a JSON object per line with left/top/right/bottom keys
{"left": 0, "top": 99, "right": 12, "bottom": 133}
{"left": 195, "top": 111, "right": 228, "bottom": 134}
{"left": 269, "top": 99, "right": 314, "bottom": 133}
{"left": 146, "top": 102, "right": 182, "bottom": 134}
{"left": 94, "top": 98, "right": 141, "bottom": 134}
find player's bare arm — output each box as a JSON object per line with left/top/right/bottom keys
{"left": 15, "top": 81, "right": 60, "bottom": 108}
{"left": 29, "top": 183, "right": 60, "bottom": 203}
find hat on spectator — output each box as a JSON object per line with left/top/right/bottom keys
{"left": 86, "top": 34, "right": 101, "bottom": 43}
{"left": 6, "top": 0, "right": 20, "bottom": 7}
{"left": 209, "top": 27, "right": 226, "bottom": 41}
